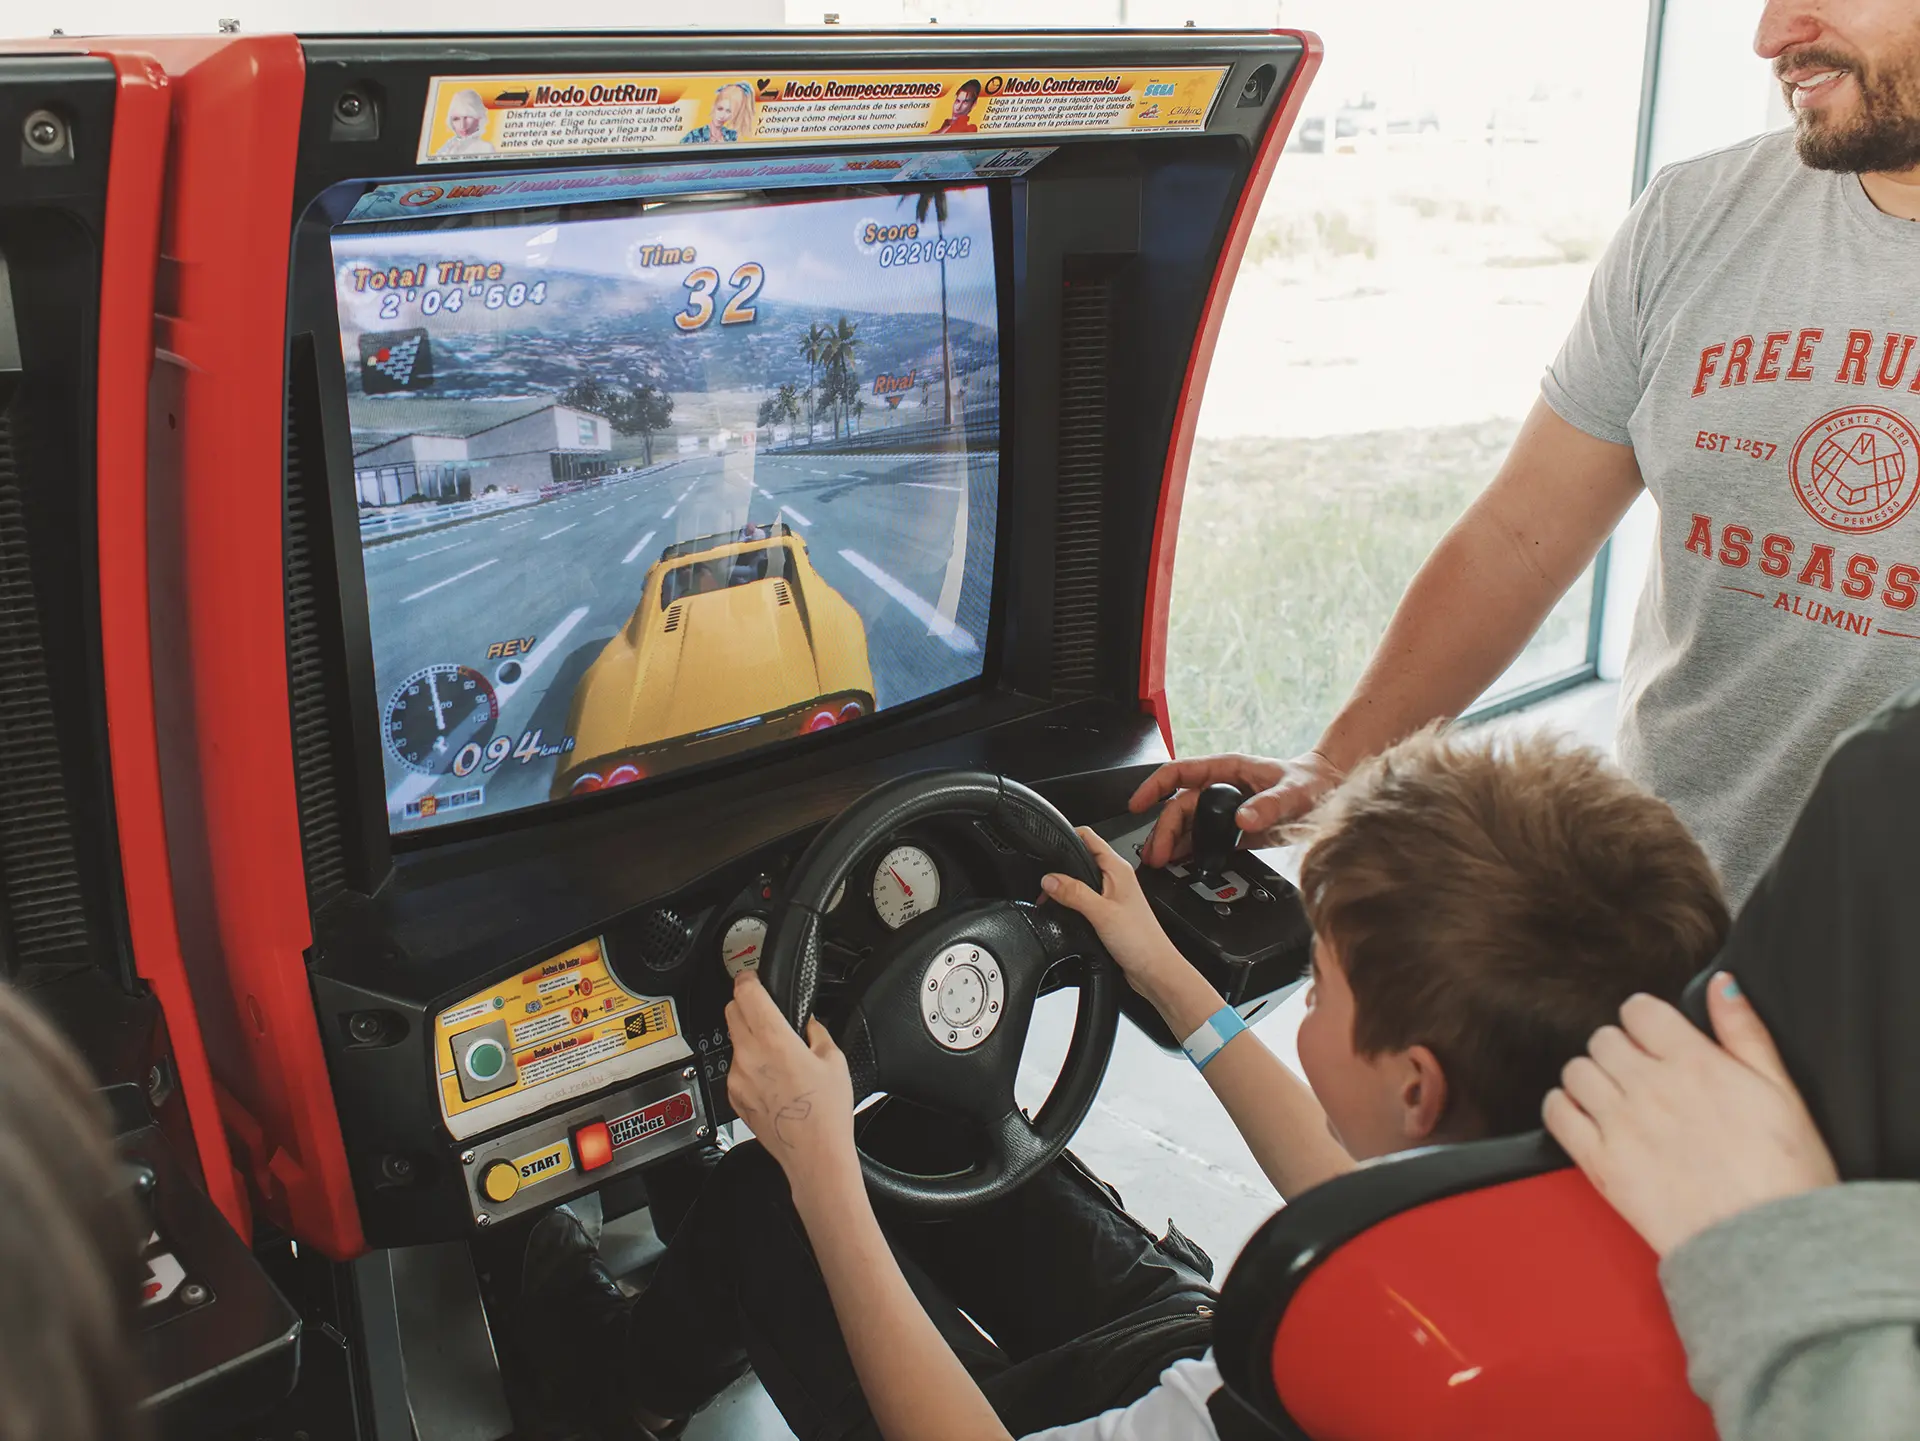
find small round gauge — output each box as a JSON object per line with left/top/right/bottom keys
{"left": 872, "top": 844, "right": 941, "bottom": 930}
{"left": 721, "top": 914, "right": 769, "bottom": 976}
{"left": 384, "top": 664, "right": 500, "bottom": 775}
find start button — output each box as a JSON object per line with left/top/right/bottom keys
{"left": 480, "top": 1159, "right": 521, "bottom": 1204}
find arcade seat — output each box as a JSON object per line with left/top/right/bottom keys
{"left": 0, "top": 42, "right": 299, "bottom": 1437}
{"left": 1211, "top": 685, "right": 1920, "bottom": 1440}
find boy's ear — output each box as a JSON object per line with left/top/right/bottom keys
{"left": 1398, "top": 1045, "right": 1450, "bottom": 1145}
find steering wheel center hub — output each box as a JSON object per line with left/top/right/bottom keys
{"left": 923, "top": 945, "right": 1006, "bottom": 1050}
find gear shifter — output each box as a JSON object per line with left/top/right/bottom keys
{"left": 1191, "top": 783, "right": 1248, "bottom": 884}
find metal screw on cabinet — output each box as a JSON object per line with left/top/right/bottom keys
{"left": 460, "top": 1150, "right": 475, "bottom": 1166}
{"left": 1253, "top": 889, "right": 1271, "bottom": 902}
{"left": 476, "top": 1212, "right": 491, "bottom": 1227}
{"left": 348, "top": 1012, "right": 384, "bottom": 1044}
{"left": 146, "top": 1064, "right": 166, "bottom": 1104}
{"left": 181, "top": 1283, "right": 210, "bottom": 1307}
{"left": 23, "top": 110, "right": 65, "bottom": 154}
{"left": 683, "top": 1066, "right": 697, "bottom": 1081}
{"left": 1214, "top": 903, "right": 1232, "bottom": 917}
{"left": 695, "top": 1125, "right": 712, "bottom": 1140}
{"left": 335, "top": 91, "right": 365, "bottom": 121}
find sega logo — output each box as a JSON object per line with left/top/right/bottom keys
{"left": 1144, "top": 82, "right": 1177, "bottom": 97}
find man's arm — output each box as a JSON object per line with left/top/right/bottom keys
{"left": 724, "top": 972, "right": 1013, "bottom": 1441}
{"left": 1044, "top": 830, "right": 1353, "bottom": 1200}
{"left": 1135, "top": 397, "right": 1644, "bottom": 864}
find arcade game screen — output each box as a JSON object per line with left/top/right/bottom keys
{"left": 331, "top": 185, "right": 1001, "bottom": 834}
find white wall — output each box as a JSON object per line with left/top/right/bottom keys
{"left": 20, "top": 0, "right": 781, "bottom": 41}
{"left": 1597, "top": 0, "right": 1790, "bottom": 679}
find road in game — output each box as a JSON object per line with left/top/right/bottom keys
{"left": 369, "top": 446, "right": 995, "bottom": 822}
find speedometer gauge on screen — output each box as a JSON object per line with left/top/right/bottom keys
{"left": 332, "top": 180, "right": 1001, "bottom": 834}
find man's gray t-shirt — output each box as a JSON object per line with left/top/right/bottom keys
{"left": 1544, "top": 129, "right": 1920, "bottom": 906}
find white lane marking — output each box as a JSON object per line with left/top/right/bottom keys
{"left": 593, "top": 505, "right": 615, "bottom": 516}
{"left": 539, "top": 523, "right": 578, "bottom": 541}
{"left": 839, "top": 550, "right": 978, "bottom": 654}
{"left": 386, "top": 604, "right": 591, "bottom": 815}
{"left": 402, "top": 559, "right": 498, "bottom": 604}
{"left": 622, "top": 529, "right": 659, "bottom": 564}
{"left": 678, "top": 487, "right": 693, "bottom": 501}
{"left": 500, "top": 520, "right": 532, "bottom": 531}
{"left": 406, "top": 541, "right": 468, "bottom": 563}
{"left": 905, "top": 482, "right": 961, "bottom": 492}
{"left": 779, "top": 503, "right": 813, "bottom": 528}
{"left": 662, "top": 504, "right": 677, "bottom": 519}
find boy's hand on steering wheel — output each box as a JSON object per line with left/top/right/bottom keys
{"left": 1042, "top": 827, "right": 1195, "bottom": 1008}
{"left": 1129, "top": 751, "right": 1344, "bottom": 868}
{"left": 725, "top": 971, "right": 858, "bottom": 1201}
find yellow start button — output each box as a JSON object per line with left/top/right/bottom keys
{"left": 480, "top": 1159, "right": 522, "bottom": 1204}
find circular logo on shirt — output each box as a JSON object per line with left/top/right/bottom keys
{"left": 1790, "top": 406, "right": 1920, "bottom": 534}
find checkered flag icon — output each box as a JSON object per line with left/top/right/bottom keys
{"left": 370, "top": 336, "right": 421, "bottom": 386}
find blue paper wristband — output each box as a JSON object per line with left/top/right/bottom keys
{"left": 1181, "top": 1005, "right": 1247, "bottom": 1071}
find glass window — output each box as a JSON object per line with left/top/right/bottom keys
{"left": 1165, "top": 0, "right": 1652, "bottom": 758}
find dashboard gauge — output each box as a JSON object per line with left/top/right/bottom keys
{"left": 872, "top": 844, "right": 941, "bottom": 930}
{"left": 721, "top": 914, "right": 769, "bottom": 976}
{"left": 385, "top": 664, "right": 499, "bottom": 775}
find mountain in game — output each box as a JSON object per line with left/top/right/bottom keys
{"left": 340, "top": 263, "right": 997, "bottom": 402}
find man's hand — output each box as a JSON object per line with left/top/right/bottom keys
{"left": 1041, "top": 827, "right": 1199, "bottom": 1014}
{"left": 724, "top": 971, "right": 858, "bottom": 1201}
{"left": 1129, "top": 751, "right": 1344, "bottom": 868}
{"left": 1543, "top": 974, "right": 1839, "bottom": 1258}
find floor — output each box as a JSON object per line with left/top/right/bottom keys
{"left": 673, "top": 679, "right": 1622, "bottom": 1440}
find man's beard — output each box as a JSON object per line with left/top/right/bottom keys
{"left": 1782, "top": 40, "right": 1920, "bottom": 174}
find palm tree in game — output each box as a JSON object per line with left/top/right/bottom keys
{"left": 822, "top": 315, "right": 862, "bottom": 439}
{"left": 902, "top": 187, "right": 954, "bottom": 427}
{"left": 799, "top": 321, "right": 829, "bottom": 444}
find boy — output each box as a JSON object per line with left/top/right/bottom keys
{"left": 521, "top": 728, "right": 1727, "bottom": 1440}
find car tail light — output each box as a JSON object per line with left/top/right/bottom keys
{"left": 607, "top": 763, "right": 645, "bottom": 786}
{"left": 805, "top": 708, "right": 839, "bottom": 732}
{"left": 571, "top": 772, "right": 606, "bottom": 794}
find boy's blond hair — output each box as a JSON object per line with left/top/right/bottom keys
{"left": 1294, "top": 726, "right": 1729, "bottom": 1136}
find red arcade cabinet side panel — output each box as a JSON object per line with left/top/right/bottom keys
{"left": 91, "top": 45, "right": 250, "bottom": 1238}
{"left": 141, "top": 34, "right": 366, "bottom": 1258}
{"left": 1139, "top": 30, "right": 1321, "bottom": 754}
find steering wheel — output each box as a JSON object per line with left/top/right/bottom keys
{"left": 758, "top": 770, "right": 1121, "bottom": 1217}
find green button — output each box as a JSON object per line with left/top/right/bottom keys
{"left": 465, "top": 1039, "right": 506, "bottom": 1080}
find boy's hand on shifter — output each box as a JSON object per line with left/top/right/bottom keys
{"left": 1042, "top": 827, "right": 1197, "bottom": 1011}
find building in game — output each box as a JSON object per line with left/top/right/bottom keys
{"left": 351, "top": 401, "right": 614, "bottom": 507}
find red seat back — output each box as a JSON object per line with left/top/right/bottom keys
{"left": 1215, "top": 1134, "right": 1714, "bottom": 1441}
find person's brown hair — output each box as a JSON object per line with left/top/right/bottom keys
{"left": 0, "top": 983, "right": 149, "bottom": 1441}
{"left": 1294, "top": 726, "right": 1729, "bottom": 1137}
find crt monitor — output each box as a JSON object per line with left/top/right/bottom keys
{"left": 329, "top": 181, "right": 1003, "bottom": 834}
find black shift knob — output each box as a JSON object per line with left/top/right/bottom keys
{"left": 1191, "top": 784, "right": 1247, "bottom": 872}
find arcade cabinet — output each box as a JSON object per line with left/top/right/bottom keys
{"left": 0, "top": 43, "right": 300, "bottom": 1436}
{"left": 127, "top": 26, "right": 1324, "bottom": 1432}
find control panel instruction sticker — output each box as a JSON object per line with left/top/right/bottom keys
{"left": 415, "top": 68, "right": 1228, "bottom": 165}
{"left": 435, "top": 936, "right": 692, "bottom": 1141}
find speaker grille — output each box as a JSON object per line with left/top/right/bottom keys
{"left": 1051, "top": 277, "right": 1111, "bottom": 698}
{"left": 0, "top": 407, "right": 88, "bottom": 959}
{"left": 284, "top": 394, "right": 348, "bottom": 909}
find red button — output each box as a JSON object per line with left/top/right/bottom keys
{"left": 572, "top": 1121, "right": 613, "bottom": 1171}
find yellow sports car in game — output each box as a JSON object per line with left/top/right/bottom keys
{"left": 554, "top": 523, "right": 875, "bottom": 797}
